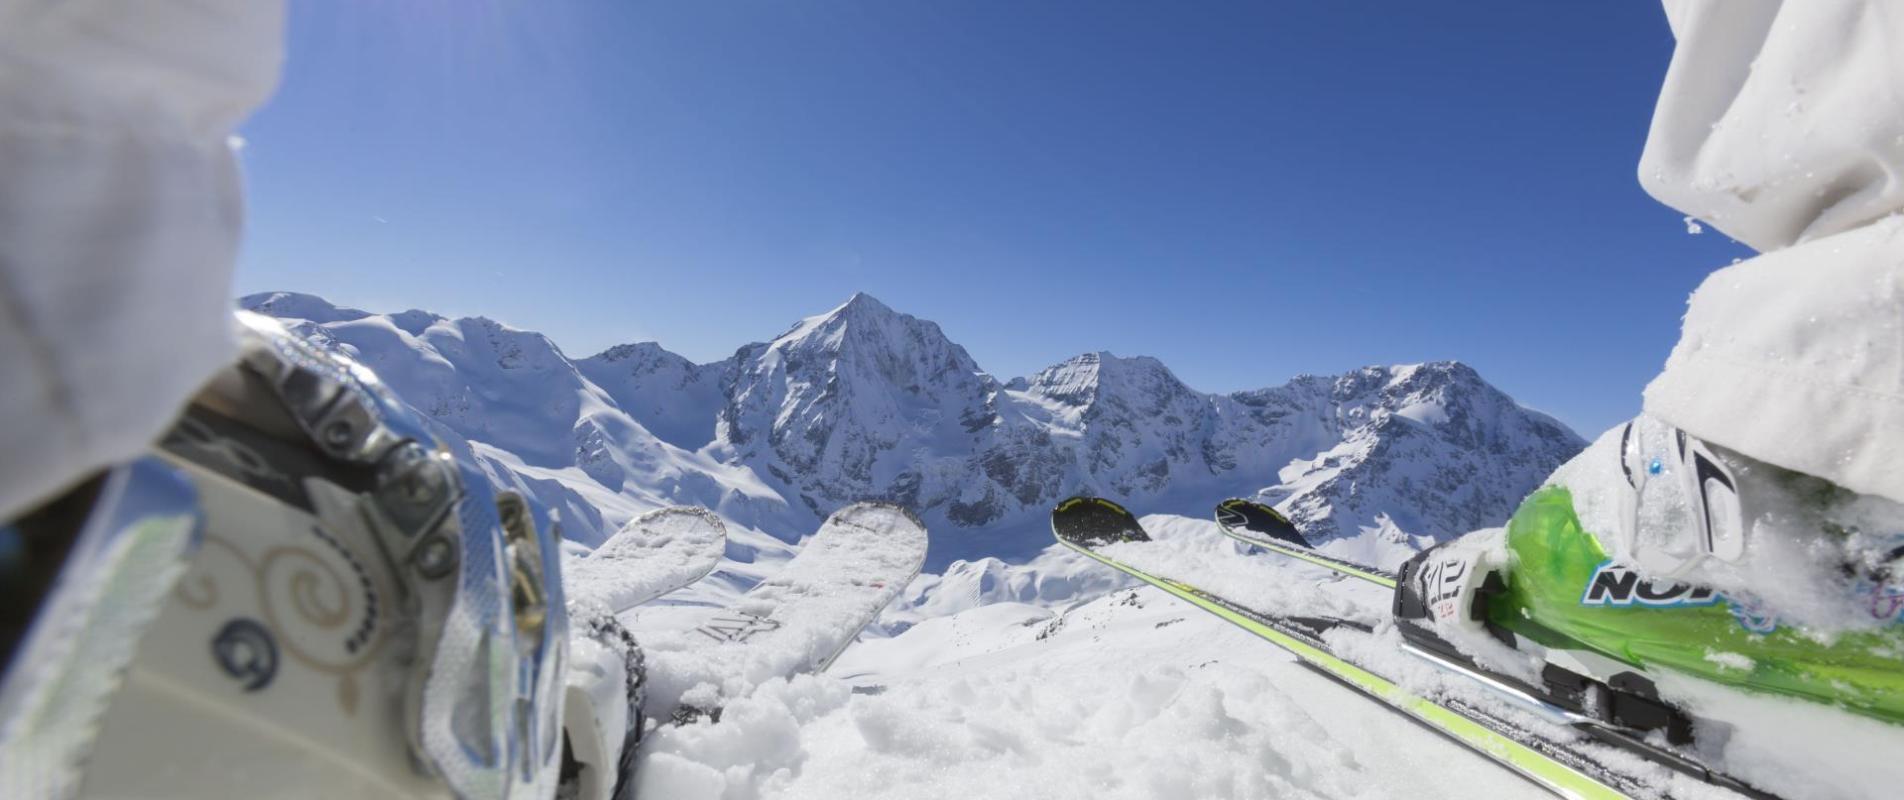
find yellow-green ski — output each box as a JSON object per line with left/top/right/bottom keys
{"left": 1053, "top": 495, "right": 1777, "bottom": 800}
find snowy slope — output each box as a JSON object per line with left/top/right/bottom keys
{"left": 633, "top": 517, "right": 1536, "bottom": 800}
{"left": 579, "top": 342, "right": 725, "bottom": 452}
{"left": 640, "top": 515, "right": 1904, "bottom": 800}
{"left": 242, "top": 292, "right": 794, "bottom": 547}
{"left": 635, "top": 599, "right": 1539, "bottom": 800}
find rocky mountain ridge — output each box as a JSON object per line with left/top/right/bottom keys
{"left": 243, "top": 291, "right": 1584, "bottom": 569}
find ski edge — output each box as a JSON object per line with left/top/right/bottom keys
{"left": 1053, "top": 533, "right": 1630, "bottom": 800}
{"left": 1216, "top": 524, "right": 1399, "bottom": 588}
{"left": 1212, "top": 502, "right": 1398, "bottom": 588}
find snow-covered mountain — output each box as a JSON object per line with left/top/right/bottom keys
{"left": 242, "top": 291, "right": 1583, "bottom": 572}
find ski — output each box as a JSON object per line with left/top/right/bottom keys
{"left": 564, "top": 506, "right": 727, "bottom": 614}
{"left": 635, "top": 501, "right": 928, "bottom": 722}
{"left": 1214, "top": 498, "right": 1397, "bottom": 588}
{"left": 1055, "top": 496, "right": 1777, "bottom": 800}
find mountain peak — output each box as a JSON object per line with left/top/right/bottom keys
{"left": 1385, "top": 361, "right": 1479, "bottom": 384}
{"left": 838, "top": 291, "right": 892, "bottom": 315}
{"left": 1038, "top": 350, "right": 1179, "bottom": 385}
{"left": 592, "top": 341, "right": 676, "bottom": 363}
{"left": 813, "top": 292, "right": 899, "bottom": 328}
{"left": 821, "top": 291, "right": 905, "bottom": 330}
{"left": 239, "top": 291, "right": 369, "bottom": 324}
{"left": 1020, "top": 350, "right": 1191, "bottom": 411}
{"left": 769, "top": 292, "right": 908, "bottom": 349}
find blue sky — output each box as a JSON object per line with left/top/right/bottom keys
{"left": 236, "top": 1, "right": 1752, "bottom": 437}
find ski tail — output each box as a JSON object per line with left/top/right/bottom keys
{"left": 1052, "top": 496, "right": 1149, "bottom": 547}
{"left": 1215, "top": 498, "right": 1311, "bottom": 546}
{"left": 1212, "top": 499, "right": 1398, "bottom": 588}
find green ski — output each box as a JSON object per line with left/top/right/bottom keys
{"left": 1056, "top": 496, "right": 1776, "bottom": 800}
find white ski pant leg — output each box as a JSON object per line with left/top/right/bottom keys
{"left": 1643, "top": 218, "right": 1904, "bottom": 505}
{"left": 1637, "top": 0, "right": 1904, "bottom": 503}
{"left": 0, "top": 0, "right": 285, "bottom": 519}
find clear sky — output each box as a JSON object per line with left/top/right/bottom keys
{"left": 235, "top": 1, "right": 1753, "bottom": 437}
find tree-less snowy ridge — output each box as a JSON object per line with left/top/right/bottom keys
{"left": 243, "top": 291, "right": 1580, "bottom": 564}
{"left": 243, "top": 291, "right": 1620, "bottom": 797}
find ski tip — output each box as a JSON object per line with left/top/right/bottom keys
{"left": 824, "top": 502, "right": 930, "bottom": 572}
{"left": 613, "top": 505, "right": 728, "bottom": 550}
{"left": 590, "top": 505, "right": 727, "bottom": 560}
{"left": 830, "top": 500, "right": 927, "bottom": 532}
{"left": 1214, "top": 498, "right": 1311, "bottom": 548}
{"left": 1051, "top": 496, "right": 1149, "bottom": 547}
{"left": 1054, "top": 495, "right": 1130, "bottom": 517}
{"left": 631, "top": 505, "right": 728, "bottom": 533}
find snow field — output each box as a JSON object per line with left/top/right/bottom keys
{"left": 633, "top": 559, "right": 1533, "bottom": 799}
{"left": 622, "top": 503, "right": 1904, "bottom": 800}
{"left": 627, "top": 513, "right": 1505, "bottom": 798}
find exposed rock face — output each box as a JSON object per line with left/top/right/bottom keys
{"left": 710, "top": 293, "right": 1002, "bottom": 520}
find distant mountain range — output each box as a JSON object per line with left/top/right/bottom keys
{"left": 244, "top": 291, "right": 1583, "bottom": 570}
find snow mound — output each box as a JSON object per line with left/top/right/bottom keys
{"left": 877, "top": 544, "right": 1136, "bottom": 633}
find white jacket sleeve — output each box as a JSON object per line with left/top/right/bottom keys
{"left": 1639, "top": 0, "right": 1904, "bottom": 252}
{"left": 1637, "top": 0, "right": 1904, "bottom": 503}
{"left": 0, "top": 1, "right": 285, "bottom": 519}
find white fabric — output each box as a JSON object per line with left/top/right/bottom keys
{"left": 1640, "top": 0, "right": 1904, "bottom": 503}
{"left": 0, "top": 1, "right": 285, "bottom": 519}
{"left": 1644, "top": 217, "right": 1904, "bottom": 502}
{"left": 1639, "top": 0, "right": 1904, "bottom": 252}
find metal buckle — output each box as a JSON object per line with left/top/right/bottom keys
{"left": 1618, "top": 420, "right": 1745, "bottom": 580}
{"left": 234, "top": 312, "right": 566, "bottom": 799}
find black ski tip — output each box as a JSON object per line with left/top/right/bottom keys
{"left": 1052, "top": 496, "right": 1149, "bottom": 547}
{"left": 1214, "top": 498, "right": 1312, "bottom": 548}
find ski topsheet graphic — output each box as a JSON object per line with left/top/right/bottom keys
{"left": 637, "top": 502, "right": 928, "bottom": 720}
{"left": 1213, "top": 498, "right": 1397, "bottom": 588}
{"left": 565, "top": 506, "right": 727, "bottom": 613}
{"left": 1053, "top": 496, "right": 1777, "bottom": 800}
